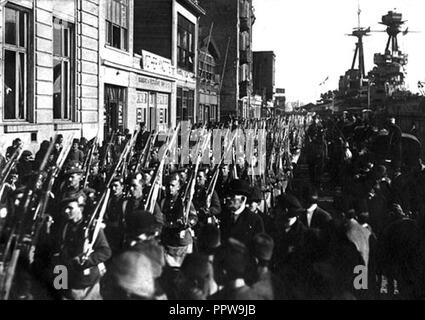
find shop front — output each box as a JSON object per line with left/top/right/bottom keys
{"left": 133, "top": 74, "right": 173, "bottom": 132}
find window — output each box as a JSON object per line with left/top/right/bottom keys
{"left": 177, "top": 14, "right": 195, "bottom": 72}
{"left": 199, "top": 52, "right": 216, "bottom": 81}
{"left": 176, "top": 87, "right": 194, "bottom": 123}
{"left": 106, "top": 0, "right": 128, "bottom": 51}
{"left": 53, "top": 17, "right": 74, "bottom": 120}
{"left": 3, "top": 5, "right": 29, "bottom": 120}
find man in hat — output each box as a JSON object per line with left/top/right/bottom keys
{"left": 271, "top": 193, "right": 308, "bottom": 271}
{"left": 192, "top": 168, "right": 221, "bottom": 231}
{"left": 42, "top": 193, "right": 111, "bottom": 300}
{"left": 299, "top": 185, "right": 332, "bottom": 231}
{"left": 250, "top": 233, "right": 286, "bottom": 300}
{"left": 58, "top": 161, "right": 85, "bottom": 200}
{"left": 216, "top": 164, "right": 232, "bottom": 205}
{"left": 87, "top": 158, "right": 105, "bottom": 194}
{"left": 248, "top": 186, "right": 275, "bottom": 234}
{"left": 140, "top": 168, "right": 155, "bottom": 200}
{"left": 219, "top": 179, "right": 264, "bottom": 247}
{"left": 158, "top": 173, "right": 197, "bottom": 267}
{"left": 53, "top": 161, "right": 86, "bottom": 221}
{"left": 17, "top": 150, "right": 34, "bottom": 180}
{"left": 123, "top": 175, "right": 164, "bottom": 242}
{"left": 135, "top": 122, "right": 150, "bottom": 152}
{"left": 104, "top": 176, "right": 126, "bottom": 255}
{"left": 6, "top": 138, "right": 23, "bottom": 161}
{"left": 210, "top": 238, "right": 261, "bottom": 300}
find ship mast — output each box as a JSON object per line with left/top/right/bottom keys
{"left": 349, "top": 1, "right": 369, "bottom": 82}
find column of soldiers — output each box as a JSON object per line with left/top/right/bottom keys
{"left": 0, "top": 110, "right": 424, "bottom": 300}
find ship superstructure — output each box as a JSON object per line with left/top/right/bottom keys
{"left": 368, "top": 10, "right": 410, "bottom": 101}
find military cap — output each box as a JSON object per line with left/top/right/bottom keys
{"left": 83, "top": 187, "right": 96, "bottom": 197}
{"left": 111, "top": 175, "right": 124, "bottom": 184}
{"left": 252, "top": 233, "right": 274, "bottom": 262}
{"left": 61, "top": 192, "right": 87, "bottom": 206}
{"left": 141, "top": 168, "right": 155, "bottom": 175}
{"left": 173, "top": 167, "right": 189, "bottom": 175}
{"left": 64, "top": 161, "right": 84, "bottom": 175}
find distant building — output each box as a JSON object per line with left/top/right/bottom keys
{"left": 199, "top": 0, "right": 255, "bottom": 120}
{"left": 253, "top": 51, "right": 275, "bottom": 100}
{"left": 197, "top": 36, "right": 221, "bottom": 123}
{"left": 100, "top": 0, "right": 206, "bottom": 135}
{"left": 274, "top": 88, "right": 286, "bottom": 114}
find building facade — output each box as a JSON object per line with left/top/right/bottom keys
{"left": 130, "top": 0, "right": 205, "bottom": 131}
{"left": 199, "top": 0, "right": 255, "bottom": 120}
{"left": 99, "top": 0, "right": 181, "bottom": 137}
{"left": 274, "top": 88, "right": 286, "bottom": 114}
{"left": 0, "top": 0, "right": 100, "bottom": 154}
{"left": 253, "top": 51, "right": 275, "bottom": 116}
{"left": 197, "top": 36, "right": 220, "bottom": 123}
{"left": 0, "top": 0, "right": 206, "bottom": 154}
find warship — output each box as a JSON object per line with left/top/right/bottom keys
{"left": 319, "top": 8, "right": 425, "bottom": 144}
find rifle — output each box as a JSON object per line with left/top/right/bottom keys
{"left": 83, "top": 136, "right": 98, "bottom": 189}
{"left": 100, "top": 131, "right": 116, "bottom": 173}
{"left": 183, "top": 128, "right": 210, "bottom": 226}
{"left": 80, "top": 132, "right": 139, "bottom": 263}
{"left": 81, "top": 189, "right": 111, "bottom": 263}
{"left": 206, "top": 129, "right": 237, "bottom": 209}
{"left": 0, "top": 135, "right": 57, "bottom": 300}
{"left": 145, "top": 123, "right": 181, "bottom": 213}
{"left": 134, "top": 133, "right": 152, "bottom": 174}
{"left": 27, "top": 134, "right": 75, "bottom": 263}
{"left": 119, "top": 125, "right": 141, "bottom": 179}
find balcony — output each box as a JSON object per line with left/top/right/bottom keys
{"left": 240, "top": 17, "right": 250, "bottom": 32}
{"left": 240, "top": 50, "right": 252, "bottom": 65}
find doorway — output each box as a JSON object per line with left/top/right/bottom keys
{"left": 104, "top": 84, "right": 126, "bottom": 137}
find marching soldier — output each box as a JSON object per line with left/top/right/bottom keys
{"left": 192, "top": 168, "right": 221, "bottom": 230}
{"left": 104, "top": 176, "right": 126, "bottom": 255}
{"left": 123, "top": 175, "right": 164, "bottom": 243}
{"left": 53, "top": 161, "right": 87, "bottom": 223}
{"left": 39, "top": 194, "right": 111, "bottom": 300}
{"left": 216, "top": 163, "right": 233, "bottom": 205}
{"left": 158, "top": 173, "right": 197, "bottom": 267}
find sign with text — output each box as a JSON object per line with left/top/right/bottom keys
{"left": 135, "top": 75, "right": 172, "bottom": 93}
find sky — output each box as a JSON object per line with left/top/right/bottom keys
{"left": 252, "top": 0, "right": 425, "bottom": 104}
